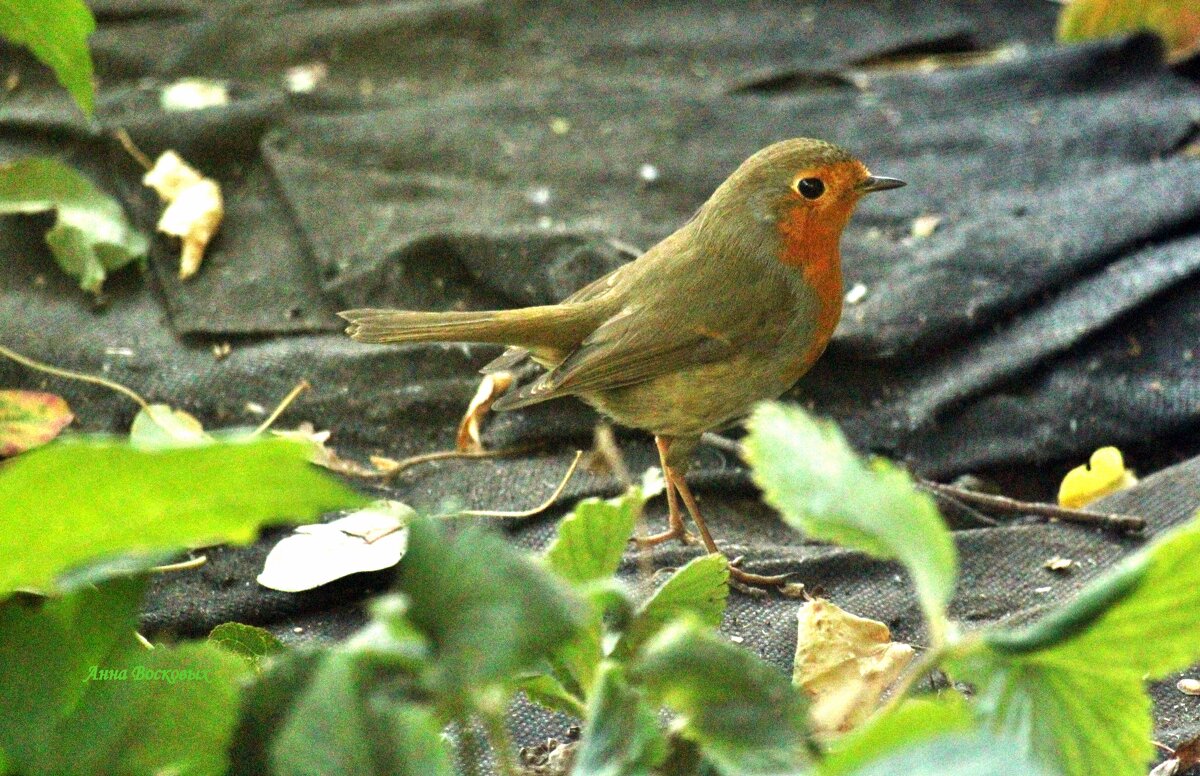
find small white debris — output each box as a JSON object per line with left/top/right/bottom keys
{"left": 104, "top": 347, "right": 135, "bottom": 357}
{"left": 1034, "top": 586, "right": 1053, "bottom": 594}
{"left": 285, "top": 62, "right": 328, "bottom": 93}
{"left": 527, "top": 186, "right": 551, "bottom": 206}
{"left": 1043, "top": 556, "right": 1074, "bottom": 572}
{"left": 844, "top": 283, "right": 868, "bottom": 305}
{"left": 638, "top": 163, "right": 659, "bottom": 183}
{"left": 910, "top": 214, "right": 943, "bottom": 239}
{"left": 160, "top": 78, "right": 229, "bottom": 112}
{"left": 549, "top": 117, "right": 571, "bottom": 135}
{"left": 729, "top": 635, "right": 745, "bottom": 644}
{"left": 245, "top": 401, "right": 266, "bottom": 415}
{"left": 142, "top": 151, "right": 224, "bottom": 279}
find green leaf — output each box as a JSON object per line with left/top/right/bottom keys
{"left": 271, "top": 651, "right": 454, "bottom": 776}
{"left": 952, "top": 650, "right": 1152, "bottom": 776}
{"left": 572, "top": 662, "right": 667, "bottom": 776}
{"left": 819, "top": 697, "right": 972, "bottom": 775}
{"left": 393, "top": 518, "right": 585, "bottom": 696}
{"left": 0, "top": 576, "right": 144, "bottom": 770}
{"left": 0, "top": 158, "right": 148, "bottom": 294}
{"left": 516, "top": 672, "right": 588, "bottom": 718}
{"left": 0, "top": 0, "right": 96, "bottom": 113}
{"left": 0, "top": 436, "right": 366, "bottom": 595}
{"left": 1058, "top": 0, "right": 1200, "bottom": 62}
{"left": 209, "top": 622, "right": 286, "bottom": 671}
{"left": 631, "top": 619, "right": 812, "bottom": 775}
{"left": 833, "top": 730, "right": 1054, "bottom": 776}
{"left": 987, "top": 521, "right": 1200, "bottom": 677}
{"left": 614, "top": 554, "right": 728, "bottom": 660}
{"left": 744, "top": 403, "right": 956, "bottom": 635}
{"left": 0, "top": 577, "right": 250, "bottom": 776}
{"left": 546, "top": 489, "right": 642, "bottom": 585}
{"left": 129, "top": 404, "right": 211, "bottom": 447}
{"left": 0, "top": 390, "right": 72, "bottom": 456}
{"left": 228, "top": 648, "right": 325, "bottom": 776}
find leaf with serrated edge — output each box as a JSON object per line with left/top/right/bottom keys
{"left": 0, "top": 158, "right": 148, "bottom": 293}
{"left": 0, "top": 0, "right": 96, "bottom": 113}
{"left": 952, "top": 650, "right": 1152, "bottom": 776}
{"left": 0, "top": 390, "right": 72, "bottom": 456}
{"left": 0, "top": 436, "right": 366, "bottom": 594}
{"left": 987, "top": 520, "right": 1200, "bottom": 677}
{"left": 209, "top": 622, "right": 285, "bottom": 669}
{"left": 744, "top": 403, "right": 956, "bottom": 632}
{"left": 546, "top": 490, "right": 642, "bottom": 586}
{"left": 613, "top": 554, "right": 728, "bottom": 660}
{"left": 394, "top": 518, "right": 585, "bottom": 694}
{"left": 631, "top": 619, "right": 812, "bottom": 775}
{"left": 572, "top": 662, "right": 667, "bottom": 776}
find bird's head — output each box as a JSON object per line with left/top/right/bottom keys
{"left": 696, "top": 137, "right": 904, "bottom": 273}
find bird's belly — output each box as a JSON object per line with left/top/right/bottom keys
{"left": 580, "top": 348, "right": 805, "bottom": 438}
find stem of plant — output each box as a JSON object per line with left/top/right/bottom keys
{"left": 0, "top": 344, "right": 149, "bottom": 409}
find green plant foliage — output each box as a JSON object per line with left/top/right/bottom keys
{"left": 270, "top": 651, "right": 454, "bottom": 776}
{"left": 0, "top": 0, "right": 96, "bottom": 113}
{"left": 209, "top": 622, "right": 286, "bottom": 671}
{"left": 227, "top": 649, "right": 325, "bottom": 776}
{"left": 392, "top": 517, "right": 586, "bottom": 699}
{"left": 818, "top": 698, "right": 973, "bottom": 775}
{"left": 989, "top": 522, "right": 1200, "bottom": 675}
{"left": 632, "top": 619, "right": 813, "bottom": 775}
{"left": 953, "top": 652, "right": 1151, "bottom": 776}
{"left": 572, "top": 662, "right": 667, "bottom": 776}
{"left": 744, "top": 403, "right": 956, "bottom": 634}
{"left": 0, "top": 577, "right": 250, "bottom": 776}
{"left": 0, "top": 158, "right": 148, "bottom": 294}
{"left": 832, "top": 731, "right": 1053, "bottom": 776}
{"left": 613, "top": 553, "right": 728, "bottom": 660}
{"left": 0, "top": 436, "right": 366, "bottom": 595}
{"left": 958, "top": 520, "right": 1200, "bottom": 776}
{"left": 545, "top": 490, "right": 643, "bottom": 585}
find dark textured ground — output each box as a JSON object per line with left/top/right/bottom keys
{"left": 3, "top": 0, "right": 1200, "bottom": 756}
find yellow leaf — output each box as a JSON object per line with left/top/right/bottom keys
{"left": 1058, "top": 0, "right": 1200, "bottom": 63}
{"left": 793, "top": 598, "right": 915, "bottom": 735}
{"left": 1058, "top": 446, "right": 1138, "bottom": 509}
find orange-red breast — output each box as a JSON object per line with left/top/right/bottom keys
{"left": 340, "top": 138, "right": 905, "bottom": 586}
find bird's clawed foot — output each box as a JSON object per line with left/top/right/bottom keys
{"left": 633, "top": 524, "right": 699, "bottom": 548}
{"left": 725, "top": 555, "right": 794, "bottom": 588}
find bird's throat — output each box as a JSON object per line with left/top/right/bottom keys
{"left": 777, "top": 206, "right": 847, "bottom": 366}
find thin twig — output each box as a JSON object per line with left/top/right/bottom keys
{"left": 458, "top": 451, "right": 583, "bottom": 518}
{"left": 134, "top": 631, "right": 155, "bottom": 650}
{"left": 0, "top": 344, "right": 149, "bottom": 409}
{"left": 917, "top": 479, "right": 1145, "bottom": 533}
{"left": 373, "top": 442, "right": 542, "bottom": 479}
{"left": 150, "top": 555, "right": 208, "bottom": 573}
{"left": 113, "top": 128, "right": 154, "bottom": 170}
{"left": 250, "top": 380, "right": 311, "bottom": 436}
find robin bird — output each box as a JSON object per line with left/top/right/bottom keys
{"left": 340, "top": 138, "right": 905, "bottom": 587}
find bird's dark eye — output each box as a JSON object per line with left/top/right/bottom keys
{"left": 795, "top": 177, "right": 825, "bottom": 199}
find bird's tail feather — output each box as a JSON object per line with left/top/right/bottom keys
{"left": 338, "top": 305, "right": 588, "bottom": 350}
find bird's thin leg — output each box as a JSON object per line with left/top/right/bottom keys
{"left": 671, "top": 466, "right": 792, "bottom": 587}
{"left": 634, "top": 436, "right": 698, "bottom": 547}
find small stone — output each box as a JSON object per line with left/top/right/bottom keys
{"left": 1177, "top": 678, "right": 1200, "bottom": 696}
{"left": 844, "top": 282, "right": 868, "bottom": 305}
{"left": 1043, "top": 556, "right": 1074, "bottom": 573}
{"left": 549, "top": 117, "right": 571, "bottom": 135}
{"left": 638, "top": 163, "right": 659, "bottom": 183}
{"left": 910, "top": 214, "right": 942, "bottom": 238}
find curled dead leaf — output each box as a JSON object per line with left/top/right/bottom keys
{"left": 456, "top": 371, "right": 514, "bottom": 453}
{"left": 143, "top": 151, "right": 224, "bottom": 279}
{"left": 793, "top": 598, "right": 915, "bottom": 735}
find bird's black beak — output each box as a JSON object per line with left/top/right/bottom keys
{"left": 859, "top": 175, "right": 906, "bottom": 193}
